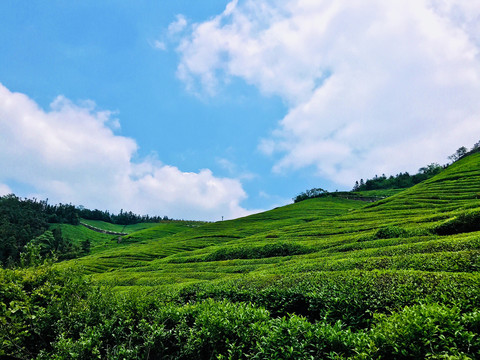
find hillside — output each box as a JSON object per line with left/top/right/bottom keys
{"left": 50, "top": 220, "right": 200, "bottom": 256}
{"left": 60, "top": 196, "right": 367, "bottom": 281}
{"left": 3, "top": 153, "right": 480, "bottom": 359}
{"left": 59, "top": 153, "right": 480, "bottom": 292}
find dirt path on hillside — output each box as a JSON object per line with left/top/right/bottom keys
{"left": 80, "top": 222, "right": 128, "bottom": 236}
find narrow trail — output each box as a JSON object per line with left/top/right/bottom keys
{"left": 80, "top": 222, "right": 128, "bottom": 236}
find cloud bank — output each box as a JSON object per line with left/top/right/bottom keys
{"left": 0, "top": 83, "right": 251, "bottom": 220}
{"left": 176, "top": 0, "right": 480, "bottom": 185}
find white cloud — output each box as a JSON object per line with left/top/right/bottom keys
{"left": 0, "top": 184, "right": 12, "bottom": 196}
{"left": 151, "top": 15, "right": 188, "bottom": 52}
{"left": 0, "top": 83, "right": 251, "bottom": 220}
{"left": 168, "top": 14, "right": 188, "bottom": 35}
{"left": 153, "top": 40, "right": 167, "bottom": 51}
{"left": 175, "top": 0, "right": 480, "bottom": 186}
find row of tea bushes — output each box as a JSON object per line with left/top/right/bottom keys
{"left": 2, "top": 266, "right": 479, "bottom": 359}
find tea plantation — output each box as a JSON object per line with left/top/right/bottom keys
{"left": 2, "top": 153, "right": 480, "bottom": 359}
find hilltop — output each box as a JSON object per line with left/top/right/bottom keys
{"left": 2, "top": 152, "right": 480, "bottom": 359}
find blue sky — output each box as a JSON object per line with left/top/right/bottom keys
{"left": 1, "top": 1, "right": 480, "bottom": 220}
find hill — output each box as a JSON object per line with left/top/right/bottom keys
{"left": 61, "top": 195, "right": 367, "bottom": 282}
{"left": 2, "top": 153, "right": 480, "bottom": 359}
{"left": 61, "top": 153, "right": 480, "bottom": 291}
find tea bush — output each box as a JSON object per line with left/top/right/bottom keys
{"left": 0, "top": 265, "right": 92, "bottom": 359}
{"left": 434, "top": 210, "right": 480, "bottom": 235}
{"left": 204, "top": 242, "right": 313, "bottom": 262}
{"left": 176, "top": 271, "right": 480, "bottom": 329}
{"left": 369, "top": 304, "right": 480, "bottom": 359}
{"left": 3, "top": 265, "right": 480, "bottom": 359}
{"left": 4, "top": 153, "right": 480, "bottom": 358}
{"left": 374, "top": 226, "right": 409, "bottom": 239}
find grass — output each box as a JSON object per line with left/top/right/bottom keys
{"left": 49, "top": 223, "right": 116, "bottom": 255}
{"left": 61, "top": 196, "right": 367, "bottom": 274}
{"left": 52, "top": 220, "right": 202, "bottom": 256}
{"left": 9, "top": 153, "right": 480, "bottom": 359}
{"left": 58, "top": 153, "right": 480, "bottom": 315}
{"left": 79, "top": 219, "right": 204, "bottom": 234}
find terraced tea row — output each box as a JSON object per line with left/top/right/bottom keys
{"left": 54, "top": 154, "right": 480, "bottom": 307}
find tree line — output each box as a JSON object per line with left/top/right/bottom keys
{"left": 0, "top": 194, "right": 171, "bottom": 267}
{"left": 0, "top": 195, "right": 91, "bottom": 267}
{"left": 353, "top": 141, "right": 480, "bottom": 191}
{"left": 77, "top": 207, "right": 170, "bottom": 225}
{"left": 352, "top": 163, "right": 443, "bottom": 191}
{"left": 294, "top": 141, "right": 480, "bottom": 202}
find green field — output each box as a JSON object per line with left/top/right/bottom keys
{"left": 52, "top": 220, "right": 202, "bottom": 255}
{"left": 79, "top": 218, "right": 205, "bottom": 235}
{"left": 3, "top": 153, "right": 480, "bottom": 359}
{"left": 62, "top": 195, "right": 368, "bottom": 279}
{"left": 61, "top": 154, "right": 480, "bottom": 293}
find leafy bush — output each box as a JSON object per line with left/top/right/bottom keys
{"left": 0, "top": 265, "right": 91, "bottom": 359}
{"left": 174, "top": 299, "right": 270, "bottom": 359}
{"left": 434, "top": 210, "right": 480, "bottom": 235}
{"left": 3, "top": 265, "right": 480, "bottom": 359}
{"left": 204, "top": 242, "right": 313, "bottom": 262}
{"left": 374, "top": 226, "right": 409, "bottom": 239}
{"left": 369, "top": 304, "right": 480, "bottom": 359}
{"left": 251, "top": 317, "right": 362, "bottom": 360}
{"left": 176, "top": 271, "right": 480, "bottom": 329}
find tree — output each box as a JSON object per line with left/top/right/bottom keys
{"left": 352, "top": 181, "right": 360, "bottom": 191}
{"left": 472, "top": 141, "right": 480, "bottom": 152}
{"left": 418, "top": 163, "right": 442, "bottom": 175}
{"left": 31, "top": 231, "right": 57, "bottom": 258}
{"left": 30, "top": 228, "right": 78, "bottom": 261}
{"left": 0, "top": 194, "right": 48, "bottom": 266}
{"left": 448, "top": 147, "right": 468, "bottom": 163}
{"left": 19, "top": 241, "right": 43, "bottom": 267}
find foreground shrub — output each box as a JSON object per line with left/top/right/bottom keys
{"left": 176, "top": 271, "right": 480, "bottom": 329}
{"left": 3, "top": 266, "right": 480, "bottom": 359}
{"left": 369, "top": 304, "right": 480, "bottom": 359}
{"left": 0, "top": 265, "right": 91, "bottom": 359}
{"left": 175, "top": 299, "right": 270, "bottom": 359}
{"left": 250, "top": 317, "right": 364, "bottom": 360}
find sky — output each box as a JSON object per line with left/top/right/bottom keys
{"left": 0, "top": 0, "right": 480, "bottom": 221}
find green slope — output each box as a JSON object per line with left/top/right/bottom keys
{"left": 52, "top": 220, "right": 200, "bottom": 257}
{"left": 62, "top": 153, "right": 480, "bottom": 293}
{"left": 60, "top": 196, "right": 367, "bottom": 275}
{"left": 5, "top": 153, "right": 480, "bottom": 359}
{"left": 79, "top": 218, "right": 205, "bottom": 234}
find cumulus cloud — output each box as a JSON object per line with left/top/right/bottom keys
{"left": 175, "top": 0, "right": 480, "bottom": 185}
{"left": 0, "top": 83, "right": 251, "bottom": 220}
